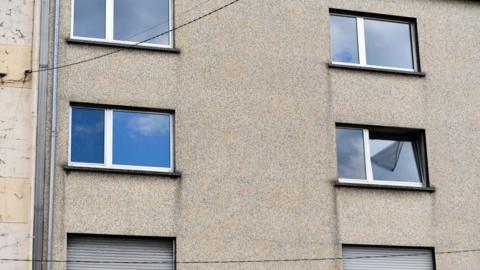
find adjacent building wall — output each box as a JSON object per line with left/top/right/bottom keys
{"left": 48, "top": 0, "right": 480, "bottom": 269}
{"left": 0, "top": 0, "right": 40, "bottom": 269}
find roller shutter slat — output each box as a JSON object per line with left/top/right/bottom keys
{"left": 343, "top": 246, "right": 433, "bottom": 270}
{"left": 67, "top": 235, "right": 174, "bottom": 270}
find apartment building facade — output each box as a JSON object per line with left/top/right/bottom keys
{"left": 39, "top": 0, "right": 480, "bottom": 269}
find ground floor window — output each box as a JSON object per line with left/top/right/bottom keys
{"left": 67, "top": 234, "right": 175, "bottom": 270}
{"left": 342, "top": 245, "right": 434, "bottom": 270}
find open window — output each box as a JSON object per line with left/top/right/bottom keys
{"left": 335, "top": 124, "right": 429, "bottom": 187}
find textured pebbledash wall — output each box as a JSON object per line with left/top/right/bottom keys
{"left": 47, "top": 0, "right": 480, "bottom": 269}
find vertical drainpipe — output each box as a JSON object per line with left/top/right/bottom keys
{"left": 47, "top": 0, "right": 60, "bottom": 267}
{"left": 32, "top": 0, "right": 50, "bottom": 268}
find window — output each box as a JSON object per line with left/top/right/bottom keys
{"left": 335, "top": 125, "right": 428, "bottom": 187}
{"left": 330, "top": 10, "right": 419, "bottom": 71}
{"left": 342, "top": 245, "right": 434, "bottom": 270}
{"left": 69, "top": 106, "right": 174, "bottom": 172}
{"left": 71, "top": 0, "right": 173, "bottom": 48}
{"left": 67, "top": 234, "right": 175, "bottom": 270}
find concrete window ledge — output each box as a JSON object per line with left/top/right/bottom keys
{"left": 63, "top": 165, "right": 182, "bottom": 178}
{"left": 334, "top": 181, "right": 435, "bottom": 192}
{"left": 328, "top": 63, "right": 426, "bottom": 77}
{"left": 66, "top": 38, "right": 181, "bottom": 53}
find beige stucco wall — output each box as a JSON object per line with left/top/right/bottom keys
{"left": 0, "top": 0, "right": 39, "bottom": 269}
{"left": 49, "top": 0, "right": 480, "bottom": 269}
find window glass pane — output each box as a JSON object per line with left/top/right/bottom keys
{"left": 330, "top": 15, "right": 359, "bottom": 64}
{"left": 364, "top": 19, "right": 414, "bottom": 69}
{"left": 370, "top": 139, "right": 420, "bottom": 182}
{"left": 71, "top": 108, "right": 105, "bottom": 163}
{"left": 113, "top": 111, "right": 171, "bottom": 168}
{"left": 73, "top": 0, "right": 106, "bottom": 39}
{"left": 114, "top": 0, "right": 170, "bottom": 45}
{"left": 336, "top": 128, "right": 366, "bottom": 179}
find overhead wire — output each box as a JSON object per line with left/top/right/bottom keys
{"left": 13, "top": 0, "right": 476, "bottom": 267}
{"left": 27, "top": 0, "right": 241, "bottom": 73}
{"left": 4, "top": 0, "right": 221, "bottom": 82}
{"left": 0, "top": 247, "right": 479, "bottom": 264}
{"left": 121, "top": 0, "right": 218, "bottom": 42}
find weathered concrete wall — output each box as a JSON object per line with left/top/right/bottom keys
{"left": 49, "top": 0, "right": 480, "bottom": 269}
{"left": 0, "top": 0, "right": 37, "bottom": 269}
{"left": 0, "top": 0, "right": 34, "bottom": 86}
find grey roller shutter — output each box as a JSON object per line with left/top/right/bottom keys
{"left": 343, "top": 245, "right": 434, "bottom": 270}
{"left": 67, "top": 235, "right": 174, "bottom": 270}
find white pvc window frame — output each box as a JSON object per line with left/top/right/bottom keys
{"left": 70, "top": 0, "right": 174, "bottom": 49}
{"left": 330, "top": 13, "right": 419, "bottom": 72}
{"left": 337, "top": 127, "right": 424, "bottom": 188}
{"left": 68, "top": 106, "right": 174, "bottom": 173}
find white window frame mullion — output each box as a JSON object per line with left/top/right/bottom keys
{"left": 168, "top": 0, "right": 174, "bottom": 48}
{"left": 104, "top": 109, "right": 113, "bottom": 166}
{"left": 70, "top": 0, "right": 76, "bottom": 38}
{"left": 68, "top": 107, "right": 73, "bottom": 165}
{"left": 105, "top": 0, "right": 114, "bottom": 41}
{"left": 356, "top": 17, "right": 367, "bottom": 66}
{"left": 363, "top": 129, "right": 374, "bottom": 182}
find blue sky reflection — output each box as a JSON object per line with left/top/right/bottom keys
{"left": 113, "top": 111, "right": 171, "bottom": 168}
{"left": 336, "top": 128, "right": 366, "bottom": 179}
{"left": 114, "top": 0, "right": 170, "bottom": 45}
{"left": 74, "top": 0, "right": 106, "bottom": 38}
{"left": 364, "top": 19, "right": 413, "bottom": 69}
{"left": 71, "top": 108, "right": 105, "bottom": 163}
{"left": 330, "top": 15, "right": 359, "bottom": 64}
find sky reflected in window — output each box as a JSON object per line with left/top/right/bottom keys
{"left": 74, "top": 0, "right": 106, "bottom": 38}
{"left": 370, "top": 139, "right": 420, "bottom": 182}
{"left": 114, "top": 0, "right": 170, "bottom": 45}
{"left": 113, "top": 111, "right": 171, "bottom": 168}
{"left": 71, "top": 108, "right": 105, "bottom": 163}
{"left": 330, "top": 15, "right": 359, "bottom": 64}
{"left": 336, "top": 128, "right": 366, "bottom": 179}
{"left": 364, "top": 19, "right": 413, "bottom": 69}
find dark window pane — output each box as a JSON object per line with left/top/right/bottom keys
{"left": 71, "top": 108, "right": 105, "bottom": 163}
{"left": 364, "top": 19, "right": 414, "bottom": 69}
{"left": 114, "top": 0, "right": 170, "bottom": 45}
{"left": 330, "top": 15, "right": 359, "bottom": 64}
{"left": 73, "top": 0, "right": 106, "bottom": 39}
{"left": 370, "top": 139, "right": 420, "bottom": 182}
{"left": 113, "top": 111, "right": 171, "bottom": 168}
{"left": 336, "top": 128, "right": 366, "bottom": 179}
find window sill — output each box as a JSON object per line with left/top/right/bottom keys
{"left": 66, "top": 38, "right": 181, "bottom": 53}
{"left": 334, "top": 181, "right": 435, "bottom": 192}
{"left": 328, "top": 63, "right": 426, "bottom": 77}
{"left": 63, "top": 165, "right": 182, "bottom": 178}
